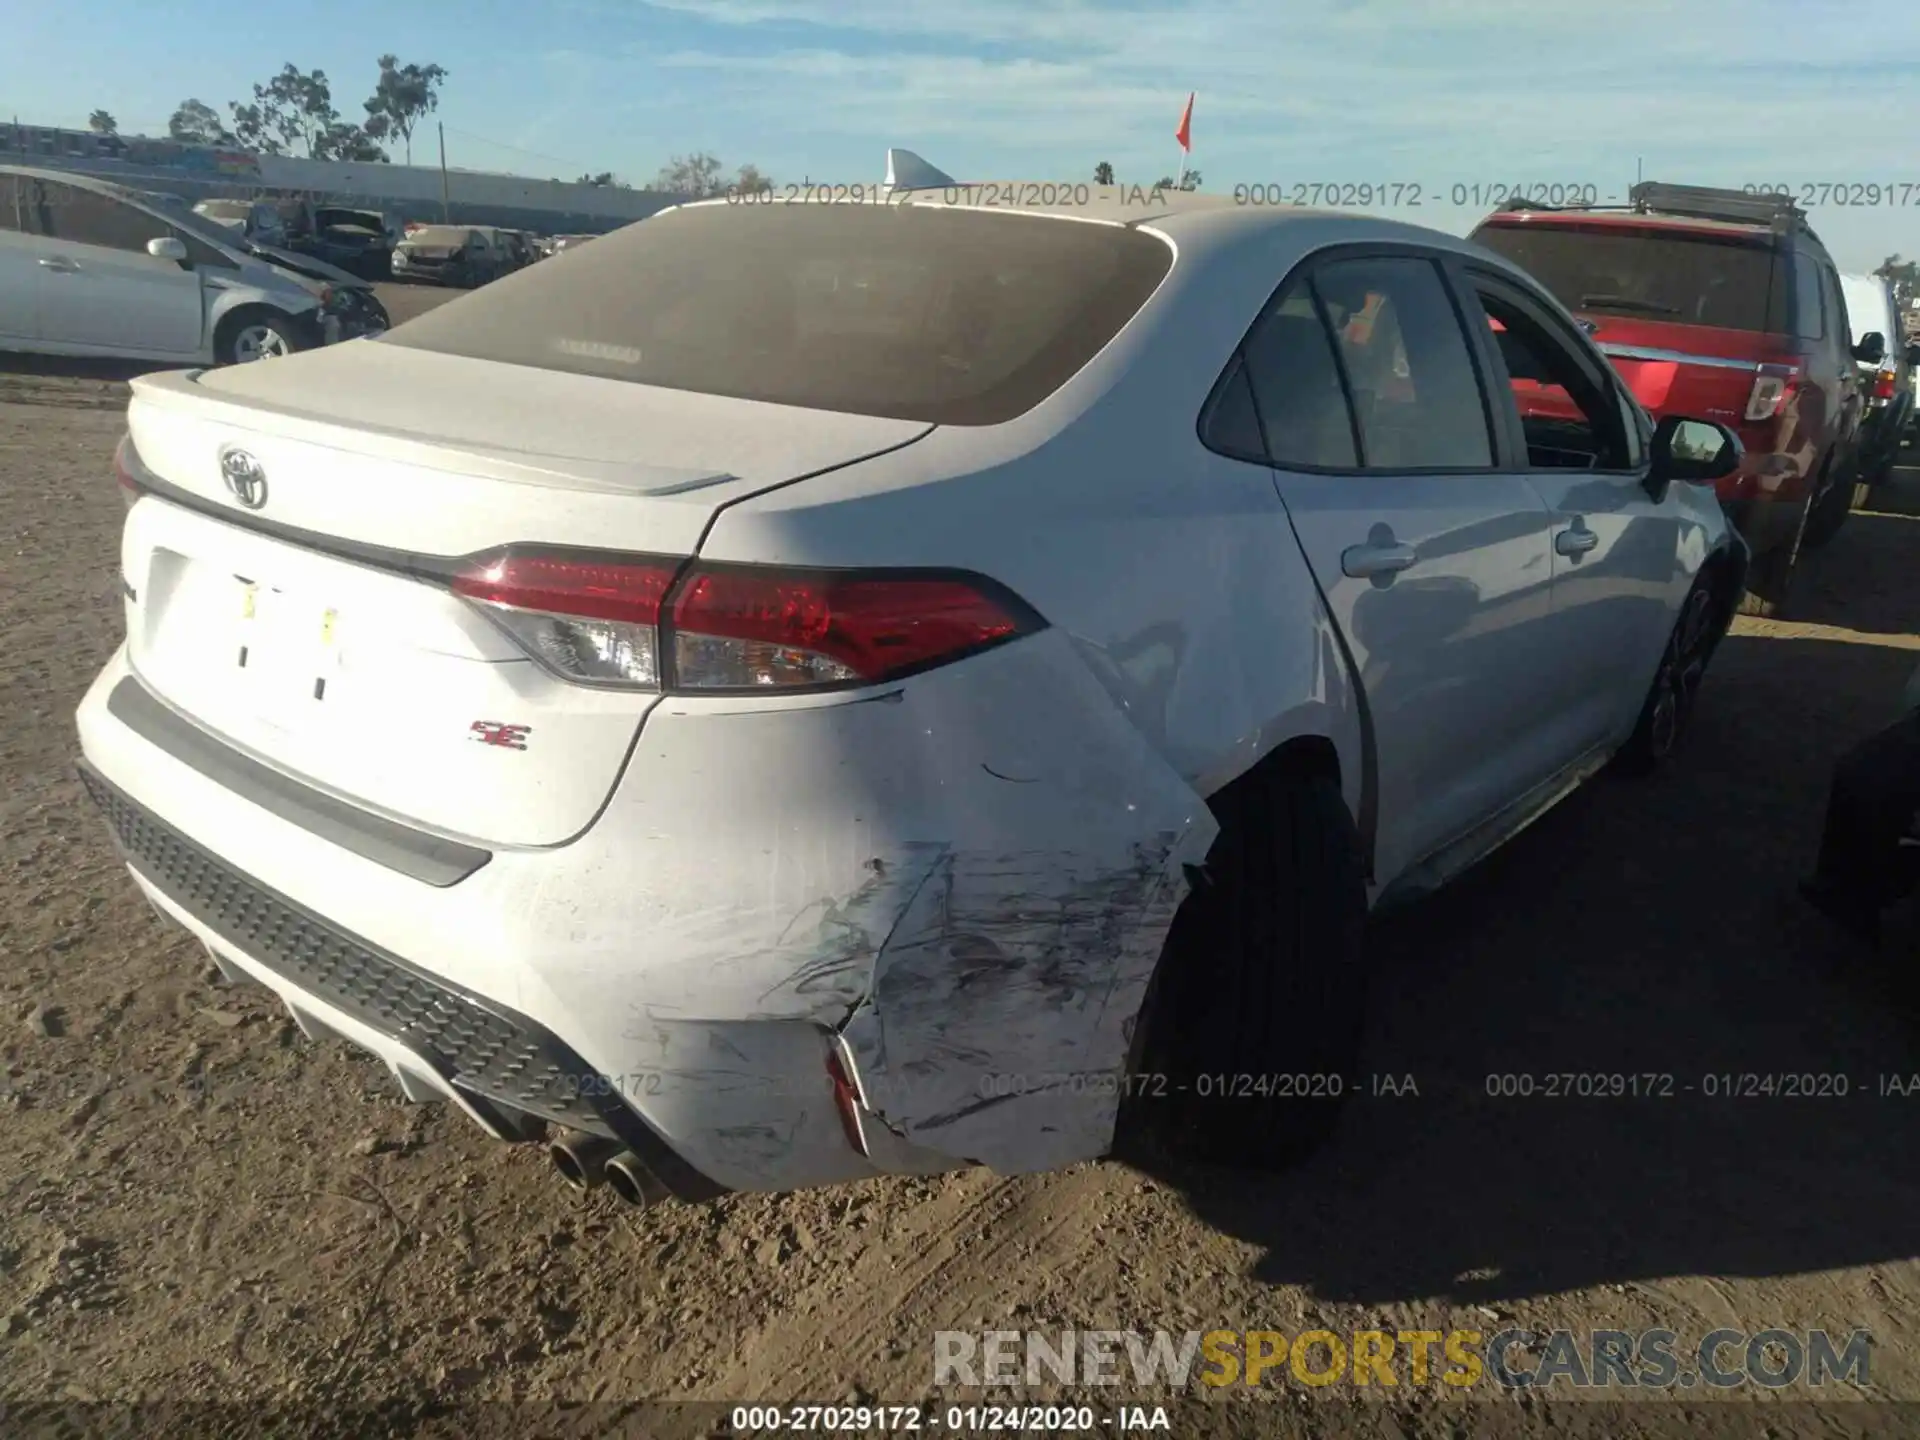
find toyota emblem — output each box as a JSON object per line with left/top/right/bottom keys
{"left": 219, "top": 448, "right": 268, "bottom": 509}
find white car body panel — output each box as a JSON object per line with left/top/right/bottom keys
{"left": 76, "top": 193, "right": 1740, "bottom": 1192}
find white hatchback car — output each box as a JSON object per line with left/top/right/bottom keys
{"left": 0, "top": 165, "right": 365, "bottom": 365}
{"left": 76, "top": 157, "right": 1748, "bottom": 1205}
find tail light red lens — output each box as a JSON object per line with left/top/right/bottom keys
{"left": 450, "top": 549, "right": 1041, "bottom": 693}
{"left": 1874, "top": 368, "right": 1897, "bottom": 400}
{"left": 1744, "top": 363, "right": 1800, "bottom": 422}
{"left": 452, "top": 552, "right": 677, "bottom": 688}
{"left": 670, "top": 568, "right": 1032, "bottom": 690}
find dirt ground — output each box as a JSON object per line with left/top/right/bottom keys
{"left": 3, "top": 294, "right": 1919, "bottom": 1437}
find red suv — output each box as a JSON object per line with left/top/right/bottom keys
{"left": 1471, "top": 183, "right": 1869, "bottom": 614}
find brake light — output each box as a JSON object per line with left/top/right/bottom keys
{"left": 452, "top": 552, "right": 676, "bottom": 688}
{"left": 450, "top": 550, "right": 1041, "bottom": 693}
{"left": 1744, "top": 362, "right": 1800, "bottom": 421}
{"left": 1874, "top": 367, "right": 1897, "bottom": 400}
{"left": 670, "top": 567, "right": 1031, "bottom": 690}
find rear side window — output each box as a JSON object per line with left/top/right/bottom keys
{"left": 1313, "top": 255, "right": 1494, "bottom": 469}
{"left": 1238, "top": 286, "right": 1358, "bottom": 468}
{"left": 1473, "top": 222, "right": 1791, "bottom": 333}
{"left": 1791, "top": 255, "right": 1825, "bottom": 338}
{"left": 382, "top": 203, "right": 1175, "bottom": 425}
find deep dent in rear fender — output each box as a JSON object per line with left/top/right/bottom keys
{"left": 588, "top": 635, "right": 1219, "bottom": 1178}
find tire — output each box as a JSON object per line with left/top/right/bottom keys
{"left": 1119, "top": 769, "right": 1367, "bottom": 1171}
{"left": 1800, "top": 456, "right": 1852, "bottom": 549}
{"left": 1736, "top": 492, "right": 1813, "bottom": 618}
{"left": 1616, "top": 569, "right": 1725, "bottom": 774}
{"left": 214, "top": 309, "right": 304, "bottom": 366}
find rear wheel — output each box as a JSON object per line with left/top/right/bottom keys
{"left": 1119, "top": 768, "right": 1367, "bottom": 1171}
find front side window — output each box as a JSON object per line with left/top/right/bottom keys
{"left": 382, "top": 203, "right": 1176, "bottom": 425}
{"left": 1313, "top": 255, "right": 1494, "bottom": 470}
{"left": 1468, "top": 281, "right": 1632, "bottom": 470}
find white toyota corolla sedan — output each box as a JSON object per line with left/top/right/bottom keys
{"left": 76, "top": 156, "right": 1747, "bottom": 1206}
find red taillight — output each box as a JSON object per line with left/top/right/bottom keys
{"left": 451, "top": 551, "right": 673, "bottom": 625}
{"left": 450, "top": 549, "right": 1040, "bottom": 693}
{"left": 670, "top": 568, "right": 1029, "bottom": 690}
{"left": 1874, "top": 368, "right": 1897, "bottom": 400}
{"left": 1744, "top": 362, "right": 1800, "bottom": 422}
{"left": 452, "top": 551, "right": 678, "bottom": 688}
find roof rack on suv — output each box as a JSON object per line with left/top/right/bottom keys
{"left": 1628, "top": 181, "right": 1807, "bottom": 230}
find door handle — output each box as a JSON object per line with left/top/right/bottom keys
{"left": 1341, "top": 541, "right": 1419, "bottom": 579}
{"left": 1555, "top": 524, "right": 1599, "bottom": 558}
{"left": 37, "top": 257, "right": 78, "bottom": 272}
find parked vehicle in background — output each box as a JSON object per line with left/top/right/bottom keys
{"left": 192, "top": 198, "right": 290, "bottom": 248}
{"left": 551, "top": 233, "right": 596, "bottom": 254}
{"left": 389, "top": 224, "right": 509, "bottom": 287}
{"left": 0, "top": 165, "right": 382, "bottom": 365}
{"left": 1472, "top": 182, "right": 1867, "bottom": 615}
{"left": 293, "top": 206, "right": 403, "bottom": 281}
{"left": 1839, "top": 272, "right": 1917, "bottom": 501}
{"left": 493, "top": 228, "right": 538, "bottom": 271}
{"left": 79, "top": 159, "right": 1749, "bottom": 1205}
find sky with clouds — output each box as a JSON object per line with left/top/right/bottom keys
{"left": 8, "top": 0, "right": 1919, "bottom": 266}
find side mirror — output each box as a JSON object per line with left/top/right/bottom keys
{"left": 1853, "top": 331, "right": 1887, "bottom": 365}
{"left": 146, "top": 236, "right": 188, "bottom": 264}
{"left": 1647, "top": 415, "right": 1741, "bottom": 503}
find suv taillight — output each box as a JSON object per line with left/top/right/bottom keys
{"left": 1744, "top": 362, "right": 1800, "bottom": 422}
{"left": 450, "top": 550, "right": 1042, "bottom": 694}
{"left": 1874, "top": 367, "right": 1898, "bottom": 401}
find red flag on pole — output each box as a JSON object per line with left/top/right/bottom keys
{"left": 1175, "top": 92, "right": 1194, "bottom": 151}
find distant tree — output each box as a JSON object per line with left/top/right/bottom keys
{"left": 317, "top": 121, "right": 388, "bottom": 162}
{"left": 1151, "top": 171, "right": 1199, "bottom": 191}
{"left": 733, "top": 162, "right": 773, "bottom": 195}
{"left": 362, "top": 54, "right": 448, "bottom": 166}
{"left": 258, "top": 64, "right": 342, "bottom": 157}
{"left": 1093, "top": 160, "right": 1114, "bottom": 185}
{"left": 169, "top": 99, "right": 233, "bottom": 145}
{"left": 652, "top": 152, "right": 727, "bottom": 197}
{"left": 575, "top": 170, "right": 622, "bottom": 187}
{"left": 227, "top": 102, "right": 282, "bottom": 155}
{"left": 87, "top": 110, "right": 117, "bottom": 135}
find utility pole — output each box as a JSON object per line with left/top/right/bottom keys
{"left": 438, "top": 121, "right": 450, "bottom": 223}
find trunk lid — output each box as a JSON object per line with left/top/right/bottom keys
{"left": 1584, "top": 314, "right": 1780, "bottom": 424}
{"left": 121, "top": 343, "right": 929, "bottom": 850}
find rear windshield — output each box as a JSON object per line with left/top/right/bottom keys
{"left": 380, "top": 202, "right": 1175, "bottom": 424}
{"left": 1472, "top": 222, "right": 1791, "bottom": 333}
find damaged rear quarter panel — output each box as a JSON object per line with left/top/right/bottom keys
{"left": 521, "top": 628, "right": 1215, "bottom": 1179}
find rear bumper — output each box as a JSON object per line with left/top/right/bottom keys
{"left": 80, "top": 757, "right": 722, "bottom": 1200}
{"left": 75, "top": 640, "right": 1213, "bottom": 1192}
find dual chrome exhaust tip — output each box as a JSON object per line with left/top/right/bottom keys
{"left": 547, "top": 1129, "right": 668, "bottom": 1208}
